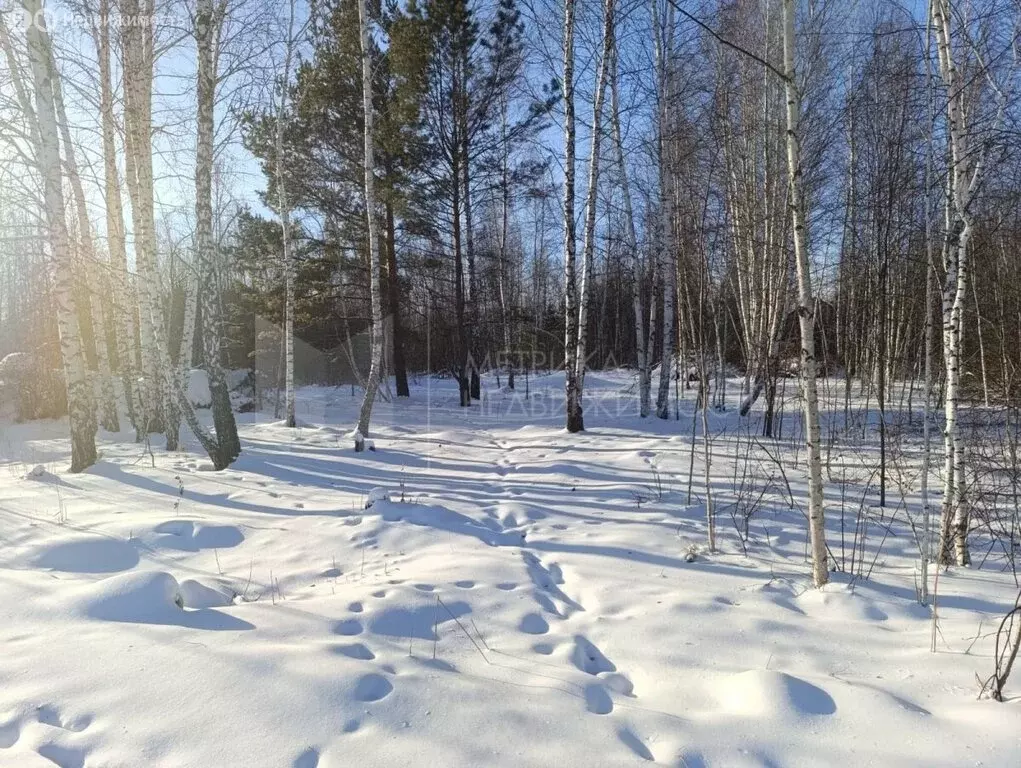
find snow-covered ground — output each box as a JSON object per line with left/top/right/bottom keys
{"left": 0, "top": 371, "right": 1018, "bottom": 767}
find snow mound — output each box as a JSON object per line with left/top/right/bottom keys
{"left": 152, "top": 519, "right": 245, "bottom": 551}
{"left": 186, "top": 369, "right": 212, "bottom": 408}
{"left": 80, "top": 570, "right": 184, "bottom": 622}
{"left": 715, "top": 670, "right": 836, "bottom": 718}
{"left": 495, "top": 500, "right": 541, "bottom": 527}
{"left": 73, "top": 571, "right": 252, "bottom": 630}
{"left": 26, "top": 464, "right": 47, "bottom": 479}
{"left": 795, "top": 583, "right": 889, "bottom": 622}
{"left": 364, "top": 488, "right": 390, "bottom": 508}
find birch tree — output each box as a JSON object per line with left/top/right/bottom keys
{"left": 23, "top": 0, "right": 97, "bottom": 472}
{"left": 572, "top": 0, "right": 615, "bottom": 423}
{"left": 930, "top": 0, "right": 1011, "bottom": 566}
{"left": 355, "top": 0, "right": 384, "bottom": 442}
{"left": 782, "top": 0, "right": 827, "bottom": 587}
{"left": 195, "top": 0, "right": 241, "bottom": 468}
{"left": 92, "top": 0, "right": 142, "bottom": 434}
{"left": 652, "top": 0, "right": 676, "bottom": 421}
{"left": 121, "top": 0, "right": 174, "bottom": 443}
{"left": 717, "top": 1, "right": 789, "bottom": 431}
{"left": 45, "top": 37, "right": 119, "bottom": 434}
{"left": 562, "top": 0, "right": 581, "bottom": 432}
{"left": 276, "top": 0, "right": 298, "bottom": 429}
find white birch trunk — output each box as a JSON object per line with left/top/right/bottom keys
{"left": 176, "top": 263, "right": 198, "bottom": 399}
{"left": 195, "top": 0, "right": 241, "bottom": 468}
{"left": 121, "top": 0, "right": 172, "bottom": 441}
{"left": 122, "top": 0, "right": 208, "bottom": 454}
{"left": 47, "top": 41, "right": 119, "bottom": 433}
{"left": 562, "top": 0, "right": 582, "bottom": 433}
{"left": 0, "top": 13, "right": 39, "bottom": 150}
{"left": 919, "top": 23, "right": 937, "bottom": 603}
{"left": 96, "top": 0, "right": 142, "bottom": 433}
{"left": 574, "top": 0, "right": 614, "bottom": 405}
{"left": 782, "top": 0, "right": 828, "bottom": 587}
{"left": 653, "top": 0, "right": 675, "bottom": 420}
{"left": 276, "top": 0, "right": 297, "bottom": 428}
{"left": 930, "top": 0, "right": 1004, "bottom": 566}
{"left": 24, "top": 0, "right": 97, "bottom": 472}
{"left": 355, "top": 0, "right": 384, "bottom": 441}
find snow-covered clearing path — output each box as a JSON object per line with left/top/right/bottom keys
{"left": 0, "top": 372, "right": 1017, "bottom": 766}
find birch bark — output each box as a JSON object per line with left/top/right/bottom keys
{"left": 195, "top": 0, "right": 241, "bottom": 467}
{"left": 562, "top": 0, "right": 581, "bottom": 433}
{"left": 652, "top": 0, "right": 675, "bottom": 420}
{"left": 574, "top": 0, "right": 615, "bottom": 414}
{"left": 24, "top": 0, "right": 98, "bottom": 472}
{"left": 782, "top": 0, "right": 828, "bottom": 587}
{"left": 355, "top": 0, "right": 384, "bottom": 441}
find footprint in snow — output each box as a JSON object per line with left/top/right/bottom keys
{"left": 293, "top": 747, "right": 320, "bottom": 768}
{"left": 0, "top": 719, "right": 19, "bottom": 749}
{"left": 37, "top": 743, "right": 89, "bottom": 768}
{"left": 37, "top": 704, "right": 91, "bottom": 732}
{"left": 334, "top": 619, "right": 363, "bottom": 636}
{"left": 584, "top": 683, "right": 613, "bottom": 715}
{"left": 353, "top": 673, "right": 393, "bottom": 702}
{"left": 572, "top": 635, "right": 616, "bottom": 675}
{"left": 519, "top": 613, "right": 549, "bottom": 635}
{"left": 618, "top": 727, "right": 654, "bottom": 761}
{"left": 332, "top": 643, "right": 375, "bottom": 661}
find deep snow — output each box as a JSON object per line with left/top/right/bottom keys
{"left": 0, "top": 371, "right": 1018, "bottom": 767}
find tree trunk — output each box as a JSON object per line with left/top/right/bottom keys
{"left": 46, "top": 38, "right": 120, "bottom": 434}
{"left": 276, "top": 0, "right": 298, "bottom": 428}
{"left": 385, "top": 202, "right": 409, "bottom": 397}
{"left": 575, "top": 0, "right": 614, "bottom": 417}
{"left": 497, "top": 98, "right": 514, "bottom": 390}
{"left": 782, "top": 0, "right": 828, "bottom": 587}
{"left": 195, "top": 0, "right": 241, "bottom": 468}
{"left": 355, "top": 0, "right": 384, "bottom": 440}
{"left": 931, "top": 0, "right": 1001, "bottom": 567}
{"left": 122, "top": 0, "right": 176, "bottom": 445}
{"left": 653, "top": 0, "right": 675, "bottom": 420}
{"left": 94, "top": 0, "right": 141, "bottom": 435}
{"left": 562, "top": 0, "right": 582, "bottom": 433}
{"left": 24, "top": 0, "right": 97, "bottom": 472}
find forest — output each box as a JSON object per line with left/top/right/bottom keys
{"left": 0, "top": 0, "right": 1020, "bottom": 765}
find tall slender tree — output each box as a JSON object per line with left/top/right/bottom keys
{"left": 562, "top": 0, "right": 581, "bottom": 432}
{"left": 195, "top": 0, "right": 242, "bottom": 467}
{"left": 23, "top": 0, "right": 97, "bottom": 472}
{"left": 782, "top": 0, "right": 827, "bottom": 587}
{"left": 355, "top": 0, "right": 385, "bottom": 440}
